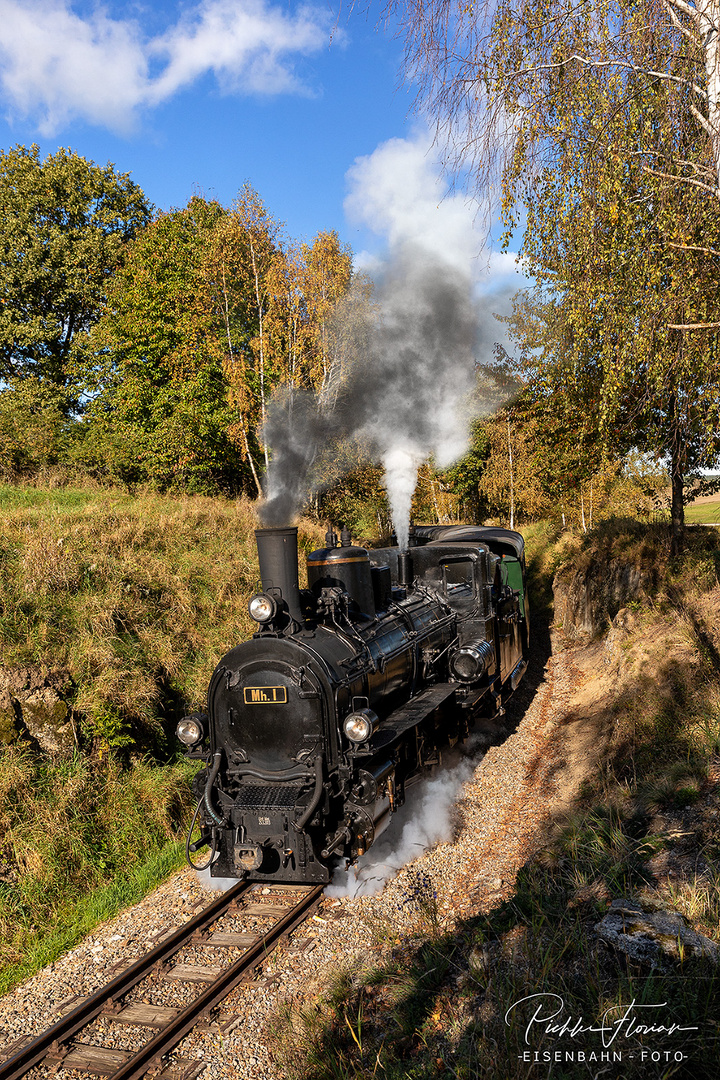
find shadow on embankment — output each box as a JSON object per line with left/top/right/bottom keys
{"left": 272, "top": 545, "right": 720, "bottom": 1080}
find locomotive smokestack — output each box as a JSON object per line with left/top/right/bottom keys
{"left": 398, "top": 550, "right": 414, "bottom": 590}
{"left": 254, "top": 527, "right": 304, "bottom": 626}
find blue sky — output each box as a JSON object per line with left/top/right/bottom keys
{"left": 0, "top": 0, "right": 524, "bottom": 292}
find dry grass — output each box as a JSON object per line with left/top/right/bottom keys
{"left": 0, "top": 486, "right": 324, "bottom": 750}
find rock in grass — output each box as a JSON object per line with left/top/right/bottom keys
{"left": 0, "top": 668, "right": 75, "bottom": 756}
{"left": 596, "top": 898, "right": 719, "bottom": 967}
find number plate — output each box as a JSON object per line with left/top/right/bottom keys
{"left": 243, "top": 686, "right": 287, "bottom": 704}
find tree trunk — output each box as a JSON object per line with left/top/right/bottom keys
{"left": 241, "top": 418, "right": 262, "bottom": 498}
{"left": 248, "top": 234, "right": 269, "bottom": 471}
{"left": 696, "top": 0, "right": 720, "bottom": 195}
{"left": 670, "top": 454, "right": 685, "bottom": 556}
{"left": 668, "top": 384, "right": 685, "bottom": 556}
{"left": 220, "top": 264, "right": 262, "bottom": 498}
{"left": 580, "top": 488, "right": 587, "bottom": 533}
{"left": 589, "top": 477, "right": 593, "bottom": 530}
{"left": 429, "top": 470, "right": 441, "bottom": 522}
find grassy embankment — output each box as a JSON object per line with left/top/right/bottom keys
{"left": 0, "top": 484, "right": 323, "bottom": 993}
{"left": 276, "top": 520, "right": 720, "bottom": 1079}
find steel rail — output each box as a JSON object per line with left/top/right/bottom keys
{"left": 0, "top": 880, "right": 252, "bottom": 1080}
{"left": 109, "top": 883, "right": 324, "bottom": 1080}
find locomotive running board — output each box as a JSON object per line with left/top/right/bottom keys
{"left": 367, "top": 684, "right": 458, "bottom": 748}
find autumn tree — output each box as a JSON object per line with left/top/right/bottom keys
{"left": 260, "top": 234, "right": 352, "bottom": 401}
{"left": 207, "top": 207, "right": 353, "bottom": 494}
{"left": 219, "top": 185, "right": 282, "bottom": 475}
{"left": 390, "top": 0, "right": 720, "bottom": 544}
{"left": 392, "top": 0, "right": 720, "bottom": 214}
{"left": 0, "top": 144, "right": 150, "bottom": 390}
{"left": 262, "top": 235, "right": 342, "bottom": 398}
{"left": 263, "top": 242, "right": 308, "bottom": 399}
{"left": 198, "top": 197, "right": 273, "bottom": 495}
{"left": 301, "top": 230, "right": 353, "bottom": 392}
{"left": 502, "top": 71, "right": 720, "bottom": 547}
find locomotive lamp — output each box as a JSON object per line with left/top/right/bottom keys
{"left": 343, "top": 707, "right": 380, "bottom": 743}
{"left": 176, "top": 715, "right": 204, "bottom": 746}
{"left": 248, "top": 592, "right": 278, "bottom": 624}
{"left": 450, "top": 639, "right": 495, "bottom": 683}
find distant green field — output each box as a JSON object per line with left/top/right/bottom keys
{"left": 0, "top": 484, "right": 132, "bottom": 513}
{"left": 685, "top": 500, "right": 720, "bottom": 523}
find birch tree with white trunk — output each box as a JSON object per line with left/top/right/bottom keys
{"left": 391, "top": 0, "right": 720, "bottom": 550}
{"left": 392, "top": 0, "right": 720, "bottom": 207}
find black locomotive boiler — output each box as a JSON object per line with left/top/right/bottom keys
{"left": 178, "top": 523, "right": 529, "bottom": 884}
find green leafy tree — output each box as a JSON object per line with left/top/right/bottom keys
{"left": 317, "top": 455, "right": 392, "bottom": 540}
{"left": 0, "top": 378, "right": 72, "bottom": 480}
{"left": 444, "top": 419, "right": 491, "bottom": 522}
{"left": 0, "top": 144, "right": 150, "bottom": 389}
{"left": 87, "top": 190, "right": 357, "bottom": 497}
{"left": 86, "top": 197, "right": 246, "bottom": 493}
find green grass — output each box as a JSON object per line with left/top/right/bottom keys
{"left": 0, "top": 749, "right": 196, "bottom": 987}
{"left": 0, "top": 483, "right": 132, "bottom": 514}
{"left": 0, "top": 837, "right": 186, "bottom": 995}
{"left": 685, "top": 500, "right": 720, "bottom": 524}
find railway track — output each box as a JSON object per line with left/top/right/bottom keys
{"left": 0, "top": 881, "right": 323, "bottom": 1080}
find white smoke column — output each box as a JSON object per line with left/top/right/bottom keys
{"left": 326, "top": 753, "right": 478, "bottom": 898}
{"left": 382, "top": 445, "right": 422, "bottom": 549}
{"left": 260, "top": 128, "right": 522, "bottom": 534}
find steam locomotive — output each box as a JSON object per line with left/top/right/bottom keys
{"left": 177, "top": 524, "right": 529, "bottom": 884}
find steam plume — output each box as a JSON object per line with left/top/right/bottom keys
{"left": 326, "top": 748, "right": 479, "bottom": 897}
{"left": 260, "top": 243, "right": 505, "bottom": 540}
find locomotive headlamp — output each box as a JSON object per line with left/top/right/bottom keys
{"left": 343, "top": 708, "right": 379, "bottom": 744}
{"left": 176, "top": 716, "right": 204, "bottom": 746}
{"left": 248, "top": 593, "right": 277, "bottom": 624}
{"left": 450, "top": 639, "right": 495, "bottom": 684}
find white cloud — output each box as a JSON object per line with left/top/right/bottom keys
{"left": 344, "top": 129, "right": 527, "bottom": 294}
{"left": 0, "top": 0, "right": 333, "bottom": 134}
{"left": 148, "top": 0, "right": 328, "bottom": 101}
{"left": 345, "top": 132, "right": 481, "bottom": 273}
